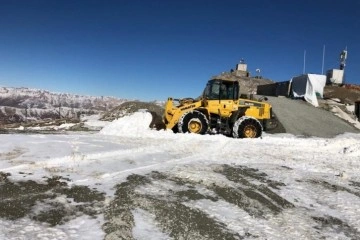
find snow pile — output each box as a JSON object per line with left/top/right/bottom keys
{"left": 81, "top": 114, "right": 111, "bottom": 130}
{"left": 99, "top": 111, "right": 210, "bottom": 139}
{"left": 55, "top": 123, "right": 76, "bottom": 130}
{"left": 331, "top": 105, "right": 360, "bottom": 129}
{"left": 99, "top": 111, "right": 155, "bottom": 137}
{"left": 26, "top": 123, "right": 76, "bottom": 131}
{"left": 346, "top": 105, "right": 355, "bottom": 113}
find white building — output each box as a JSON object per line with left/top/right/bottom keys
{"left": 326, "top": 69, "right": 344, "bottom": 85}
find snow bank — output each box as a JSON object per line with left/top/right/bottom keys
{"left": 346, "top": 105, "right": 355, "bottom": 113}
{"left": 82, "top": 114, "right": 111, "bottom": 130}
{"left": 26, "top": 123, "right": 76, "bottom": 131}
{"left": 99, "top": 112, "right": 155, "bottom": 137}
{"left": 98, "top": 111, "right": 222, "bottom": 140}
{"left": 331, "top": 106, "right": 360, "bottom": 129}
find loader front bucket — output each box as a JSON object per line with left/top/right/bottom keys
{"left": 149, "top": 111, "right": 166, "bottom": 130}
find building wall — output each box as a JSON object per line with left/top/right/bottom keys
{"left": 257, "top": 83, "right": 277, "bottom": 96}
{"left": 257, "top": 81, "right": 291, "bottom": 97}
{"left": 326, "top": 69, "right": 344, "bottom": 84}
{"left": 276, "top": 81, "right": 291, "bottom": 96}
{"left": 236, "top": 63, "right": 247, "bottom": 72}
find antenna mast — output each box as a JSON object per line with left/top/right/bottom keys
{"left": 322, "top": 45, "right": 325, "bottom": 74}
{"left": 340, "top": 47, "right": 347, "bottom": 70}
{"left": 303, "top": 50, "right": 306, "bottom": 74}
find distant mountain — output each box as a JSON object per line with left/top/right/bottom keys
{"left": 0, "top": 87, "right": 127, "bottom": 124}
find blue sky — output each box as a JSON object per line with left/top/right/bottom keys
{"left": 0, "top": 0, "right": 359, "bottom": 101}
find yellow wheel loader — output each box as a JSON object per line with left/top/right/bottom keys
{"left": 163, "top": 78, "right": 274, "bottom": 138}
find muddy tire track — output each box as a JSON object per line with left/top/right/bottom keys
{"left": 0, "top": 172, "right": 105, "bottom": 226}
{"left": 312, "top": 215, "right": 360, "bottom": 239}
{"left": 104, "top": 164, "right": 295, "bottom": 239}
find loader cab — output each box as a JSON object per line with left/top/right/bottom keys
{"left": 203, "top": 79, "right": 239, "bottom": 101}
{"left": 203, "top": 79, "right": 240, "bottom": 118}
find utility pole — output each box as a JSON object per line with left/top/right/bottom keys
{"left": 322, "top": 45, "right": 325, "bottom": 75}
{"left": 303, "top": 50, "right": 306, "bottom": 74}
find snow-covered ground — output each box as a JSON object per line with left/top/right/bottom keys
{"left": 324, "top": 98, "right": 360, "bottom": 129}
{"left": 81, "top": 114, "right": 111, "bottom": 130}
{"left": 1, "top": 112, "right": 360, "bottom": 239}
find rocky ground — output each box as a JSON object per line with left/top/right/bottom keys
{"left": 267, "top": 96, "right": 359, "bottom": 137}
{"left": 1, "top": 132, "right": 360, "bottom": 239}
{"left": 102, "top": 165, "right": 296, "bottom": 239}
{"left": 0, "top": 172, "right": 105, "bottom": 226}
{"left": 324, "top": 85, "right": 360, "bottom": 104}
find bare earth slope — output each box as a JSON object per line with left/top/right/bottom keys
{"left": 267, "top": 96, "right": 359, "bottom": 138}
{"left": 324, "top": 85, "right": 360, "bottom": 104}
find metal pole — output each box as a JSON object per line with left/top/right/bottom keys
{"left": 322, "top": 45, "right": 325, "bottom": 75}
{"left": 303, "top": 50, "right": 306, "bottom": 74}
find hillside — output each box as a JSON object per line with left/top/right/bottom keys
{"left": 213, "top": 72, "right": 274, "bottom": 95}
{"left": 0, "top": 87, "right": 127, "bottom": 125}
{"left": 324, "top": 84, "right": 360, "bottom": 104}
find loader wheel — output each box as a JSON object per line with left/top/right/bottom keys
{"left": 232, "top": 116, "right": 262, "bottom": 138}
{"left": 178, "top": 111, "right": 208, "bottom": 134}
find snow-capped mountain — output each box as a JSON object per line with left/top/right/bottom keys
{"left": 0, "top": 87, "right": 127, "bottom": 124}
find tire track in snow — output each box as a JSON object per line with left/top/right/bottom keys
{"left": 104, "top": 164, "right": 298, "bottom": 240}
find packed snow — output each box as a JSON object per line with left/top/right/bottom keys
{"left": 1, "top": 112, "right": 360, "bottom": 239}
{"left": 81, "top": 114, "right": 111, "bottom": 130}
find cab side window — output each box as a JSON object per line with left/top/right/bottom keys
{"left": 205, "top": 82, "right": 220, "bottom": 100}
{"left": 220, "top": 84, "right": 228, "bottom": 99}
{"left": 220, "top": 83, "right": 235, "bottom": 99}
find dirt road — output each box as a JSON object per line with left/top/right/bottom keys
{"left": 266, "top": 96, "right": 359, "bottom": 137}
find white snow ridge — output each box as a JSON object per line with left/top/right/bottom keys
{"left": 100, "top": 111, "right": 154, "bottom": 137}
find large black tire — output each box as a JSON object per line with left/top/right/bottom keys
{"left": 178, "top": 111, "right": 209, "bottom": 134}
{"left": 232, "top": 116, "right": 262, "bottom": 138}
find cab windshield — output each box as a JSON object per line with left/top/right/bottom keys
{"left": 203, "top": 80, "right": 238, "bottom": 100}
